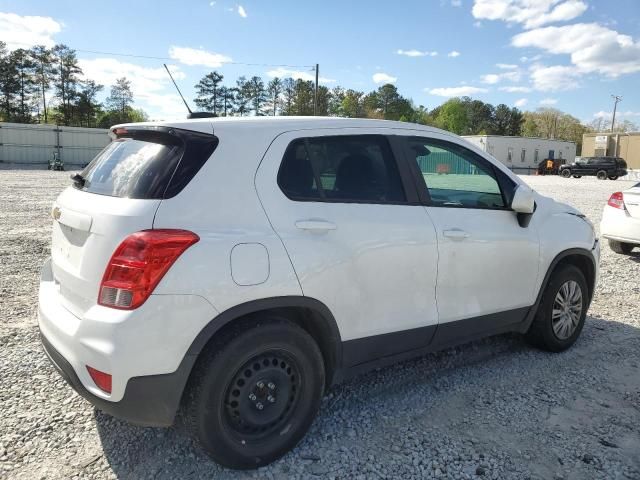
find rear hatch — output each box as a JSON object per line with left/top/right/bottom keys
{"left": 624, "top": 182, "right": 640, "bottom": 218}
{"left": 50, "top": 126, "right": 217, "bottom": 318}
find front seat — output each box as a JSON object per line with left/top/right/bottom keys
{"left": 334, "top": 154, "right": 380, "bottom": 200}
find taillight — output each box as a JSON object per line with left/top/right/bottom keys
{"left": 607, "top": 192, "right": 625, "bottom": 210}
{"left": 86, "top": 366, "right": 112, "bottom": 393}
{"left": 99, "top": 229, "right": 199, "bottom": 310}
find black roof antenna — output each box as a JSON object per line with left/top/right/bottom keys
{"left": 163, "top": 64, "right": 215, "bottom": 119}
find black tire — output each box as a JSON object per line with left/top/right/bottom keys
{"left": 185, "top": 318, "right": 325, "bottom": 469}
{"left": 526, "top": 265, "right": 588, "bottom": 352}
{"left": 596, "top": 170, "right": 608, "bottom": 180}
{"left": 561, "top": 169, "right": 571, "bottom": 178}
{"left": 608, "top": 239, "right": 635, "bottom": 254}
{"left": 608, "top": 176, "right": 618, "bottom": 180}
{"left": 572, "top": 175, "right": 582, "bottom": 178}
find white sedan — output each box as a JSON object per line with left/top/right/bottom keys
{"left": 601, "top": 183, "right": 640, "bottom": 254}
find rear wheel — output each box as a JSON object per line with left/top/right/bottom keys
{"left": 185, "top": 319, "right": 325, "bottom": 469}
{"left": 608, "top": 239, "right": 635, "bottom": 255}
{"left": 561, "top": 169, "right": 571, "bottom": 178}
{"left": 526, "top": 265, "right": 588, "bottom": 352}
{"left": 596, "top": 170, "right": 608, "bottom": 180}
{"left": 608, "top": 175, "right": 618, "bottom": 180}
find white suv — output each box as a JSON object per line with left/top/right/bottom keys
{"left": 39, "top": 117, "right": 600, "bottom": 468}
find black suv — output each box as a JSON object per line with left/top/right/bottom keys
{"left": 559, "top": 157, "right": 627, "bottom": 180}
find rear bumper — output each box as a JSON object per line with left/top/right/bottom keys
{"left": 38, "top": 257, "right": 217, "bottom": 426}
{"left": 40, "top": 331, "right": 192, "bottom": 426}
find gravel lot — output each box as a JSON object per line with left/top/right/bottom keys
{"left": 1, "top": 170, "right": 639, "bottom": 480}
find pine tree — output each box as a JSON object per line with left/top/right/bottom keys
{"left": 266, "top": 77, "right": 282, "bottom": 116}
{"left": 247, "top": 76, "right": 266, "bottom": 115}
{"left": 30, "top": 45, "right": 56, "bottom": 123}
{"left": 10, "top": 48, "right": 38, "bottom": 122}
{"left": 0, "top": 42, "right": 20, "bottom": 121}
{"left": 281, "top": 78, "right": 295, "bottom": 116}
{"left": 234, "top": 76, "right": 250, "bottom": 116}
{"left": 52, "top": 44, "right": 83, "bottom": 125}
{"left": 219, "top": 86, "right": 235, "bottom": 116}
{"left": 194, "top": 71, "right": 224, "bottom": 115}
{"left": 106, "top": 77, "right": 134, "bottom": 123}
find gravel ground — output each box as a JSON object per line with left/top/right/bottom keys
{"left": 1, "top": 170, "right": 639, "bottom": 480}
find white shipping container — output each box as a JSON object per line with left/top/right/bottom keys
{"left": 0, "top": 122, "right": 110, "bottom": 167}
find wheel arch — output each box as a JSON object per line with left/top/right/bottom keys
{"left": 523, "top": 247, "right": 597, "bottom": 332}
{"left": 185, "top": 296, "right": 343, "bottom": 388}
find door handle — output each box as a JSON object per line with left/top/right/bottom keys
{"left": 295, "top": 220, "right": 337, "bottom": 232}
{"left": 443, "top": 229, "right": 470, "bottom": 240}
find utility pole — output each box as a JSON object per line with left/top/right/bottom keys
{"left": 610, "top": 94, "right": 622, "bottom": 132}
{"left": 314, "top": 64, "right": 319, "bottom": 116}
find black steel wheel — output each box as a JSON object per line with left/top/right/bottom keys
{"left": 223, "top": 351, "right": 301, "bottom": 439}
{"left": 596, "top": 170, "right": 608, "bottom": 180}
{"left": 561, "top": 169, "right": 571, "bottom": 178}
{"left": 185, "top": 318, "right": 325, "bottom": 469}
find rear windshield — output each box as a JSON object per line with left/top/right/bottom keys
{"left": 77, "top": 128, "right": 217, "bottom": 199}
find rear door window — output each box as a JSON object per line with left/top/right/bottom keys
{"left": 278, "top": 135, "right": 406, "bottom": 203}
{"left": 78, "top": 128, "right": 217, "bottom": 199}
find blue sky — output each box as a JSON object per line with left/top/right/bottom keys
{"left": 1, "top": 0, "right": 639, "bottom": 124}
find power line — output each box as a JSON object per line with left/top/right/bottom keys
{"left": 6, "top": 41, "right": 315, "bottom": 69}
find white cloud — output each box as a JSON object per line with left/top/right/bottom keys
{"left": 514, "top": 98, "right": 528, "bottom": 107}
{"left": 0, "top": 12, "right": 62, "bottom": 50}
{"left": 520, "top": 54, "right": 543, "bottom": 63}
{"left": 209, "top": 1, "right": 216, "bottom": 5}
{"left": 427, "top": 86, "right": 489, "bottom": 97}
{"left": 448, "top": 50, "right": 461, "bottom": 57}
{"left": 396, "top": 49, "right": 438, "bottom": 57}
{"left": 512, "top": 23, "right": 640, "bottom": 77}
{"left": 372, "top": 72, "right": 397, "bottom": 84}
{"left": 499, "top": 86, "right": 532, "bottom": 92}
{"left": 593, "top": 110, "right": 640, "bottom": 119}
{"left": 480, "top": 70, "right": 521, "bottom": 84}
{"left": 472, "top": 0, "right": 588, "bottom": 29}
{"left": 496, "top": 63, "right": 518, "bottom": 69}
{"left": 540, "top": 98, "right": 558, "bottom": 105}
{"left": 529, "top": 64, "right": 580, "bottom": 91}
{"left": 266, "top": 67, "right": 336, "bottom": 84}
{"left": 168, "top": 46, "right": 231, "bottom": 68}
{"left": 237, "top": 5, "right": 247, "bottom": 18}
{"left": 451, "top": 0, "right": 462, "bottom": 6}
{"left": 473, "top": 21, "right": 483, "bottom": 28}
{"left": 78, "top": 58, "right": 187, "bottom": 120}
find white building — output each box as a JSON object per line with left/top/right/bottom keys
{"left": 462, "top": 135, "right": 576, "bottom": 172}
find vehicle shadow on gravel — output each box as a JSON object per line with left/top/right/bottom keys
{"left": 94, "top": 315, "right": 640, "bottom": 480}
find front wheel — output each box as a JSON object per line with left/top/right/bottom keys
{"left": 526, "top": 265, "right": 588, "bottom": 352}
{"left": 561, "top": 169, "right": 571, "bottom": 178}
{"left": 609, "top": 239, "right": 635, "bottom": 255}
{"left": 185, "top": 319, "right": 325, "bottom": 469}
{"left": 596, "top": 170, "right": 608, "bottom": 180}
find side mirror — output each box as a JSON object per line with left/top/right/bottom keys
{"left": 511, "top": 185, "right": 536, "bottom": 228}
{"left": 511, "top": 185, "right": 535, "bottom": 214}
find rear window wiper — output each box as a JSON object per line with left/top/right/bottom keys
{"left": 70, "top": 173, "right": 85, "bottom": 188}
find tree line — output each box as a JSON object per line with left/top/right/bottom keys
{"left": 2, "top": 44, "right": 636, "bottom": 152}
{"left": 192, "top": 71, "right": 603, "bottom": 150}
{"left": 0, "top": 42, "right": 147, "bottom": 127}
